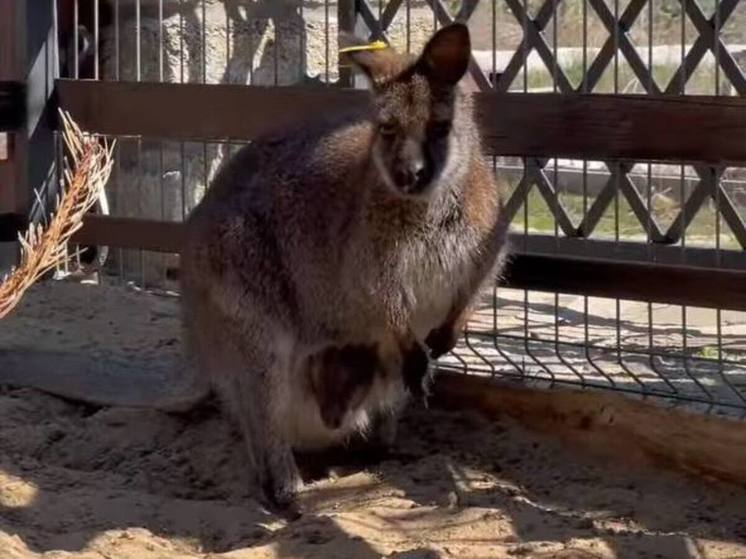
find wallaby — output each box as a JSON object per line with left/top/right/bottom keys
{"left": 179, "top": 23, "right": 509, "bottom": 511}
{"left": 0, "top": 21, "right": 507, "bottom": 512}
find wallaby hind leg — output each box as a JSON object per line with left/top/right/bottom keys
{"left": 228, "top": 369, "right": 303, "bottom": 517}
{"left": 185, "top": 296, "right": 302, "bottom": 516}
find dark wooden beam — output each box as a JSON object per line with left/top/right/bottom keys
{"left": 515, "top": 233, "right": 746, "bottom": 271}
{"left": 71, "top": 215, "right": 746, "bottom": 311}
{"left": 56, "top": 79, "right": 746, "bottom": 165}
{"left": 501, "top": 252, "right": 746, "bottom": 311}
{"left": 56, "top": 79, "right": 370, "bottom": 143}
{"left": 72, "top": 215, "right": 185, "bottom": 253}
{"left": 474, "top": 93, "right": 746, "bottom": 165}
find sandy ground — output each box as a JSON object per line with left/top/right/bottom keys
{"left": 0, "top": 280, "right": 745, "bottom": 558}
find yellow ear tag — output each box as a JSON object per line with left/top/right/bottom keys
{"left": 339, "top": 40, "right": 388, "bottom": 54}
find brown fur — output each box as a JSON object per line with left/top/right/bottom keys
{"left": 180, "top": 24, "right": 509, "bottom": 512}
{"left": 306, "top": 330, "right": 430, "bottom": 432}
{"left": 306, "top": 343, "right": 380, "bottom": 431}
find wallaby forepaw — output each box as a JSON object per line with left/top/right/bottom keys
{"left": 425, "top": 325, "right": 459, "bottom": 359}
{"left": 402, "top": 340, "right": 431, "bottom": 398}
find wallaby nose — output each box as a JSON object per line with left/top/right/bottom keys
{"left": 394, "top": 161, "right": 427, "bottom": 192}
{"left": 394, "top": 168, "right": 417, "bottom": 189}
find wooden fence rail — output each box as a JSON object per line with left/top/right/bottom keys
{"left": 56, "top": 79, "right": 746, "bottom": 165}
{"left": 69, "top": 215, "right": 746, "bottom": 311}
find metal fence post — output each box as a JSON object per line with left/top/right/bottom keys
{"left": 338, "top": 0, "right": 359, "bottom": 88}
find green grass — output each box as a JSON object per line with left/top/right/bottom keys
{"left": 508, "top": 189, "right": 742, "bottom": 250}
{"left": 697, "top": 345, "right": 720, "bottom": 360}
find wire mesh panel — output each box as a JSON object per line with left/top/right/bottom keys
{"left": 341, "top": 0, "right": 746, "bottom": 416}
{"left": 55, "top": 1, "right": 746, "bottom": 416}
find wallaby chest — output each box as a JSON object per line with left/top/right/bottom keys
{"left": 340, "top": 216, "right": 476, "bottom": 340}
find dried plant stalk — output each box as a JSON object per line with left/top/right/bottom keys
{"left": 0, "top": 109, "right": 115, "bottom": 319}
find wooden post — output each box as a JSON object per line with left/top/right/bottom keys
{"left": 0, "top": 2, "right": 26, "bottom": 272}
{"left": 0, "top": 0, "right": 59, "bottom": 274}
{"left": 0, "top": 3, "right": 26, "bottom": 216}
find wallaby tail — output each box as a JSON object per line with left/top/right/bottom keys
{"left": 0, "top": 348, "right": 209, "bottom": 412}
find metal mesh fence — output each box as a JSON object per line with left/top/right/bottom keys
{"left": 55, "top": 0, "right": 746, "bottom": 416}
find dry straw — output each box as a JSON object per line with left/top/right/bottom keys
{"left": 0, "top": 109, "right": 115, "bottom": 319}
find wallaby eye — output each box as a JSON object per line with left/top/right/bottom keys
{"left": 429, "top": 121, "right": 452, "bottom": 138}
{"left": 378, "top": 122, "right": 397, "bottom": 137}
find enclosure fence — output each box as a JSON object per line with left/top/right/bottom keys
{"left": 1, "top": 0, "right": 746, "bottom": 416}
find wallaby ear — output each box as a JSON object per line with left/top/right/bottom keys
{"left": 417, "top": 23, "right": 471, "bottom": 86}
{"left": 339, "top": 33, "right": 402, "bottom": 87}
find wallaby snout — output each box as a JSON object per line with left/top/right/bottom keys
{"left": 392, "top": 139, "right": 429, "bottom": 194}
{"left": 374, "top": 117, "right": 451, "bottom": 197}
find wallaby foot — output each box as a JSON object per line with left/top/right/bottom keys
{"left": 260, "top": 493, "right": 303, "bottom": 521}
{"left": 264, "top": 443, "right": 304, "bottom": 506}
{"left": 260, "top": 462, "right": 304, "bottom": 520}
{"left": 252, "top": 435, "right": 304, "bottom": 517}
